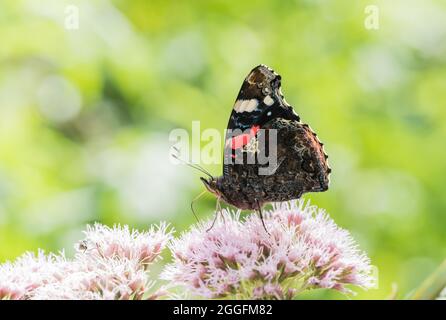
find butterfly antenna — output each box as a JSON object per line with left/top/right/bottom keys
{"left": 171, "top": 147, "right": 213, "bottom": 178}
{"left": 190, "top": 190, "right": 206, "bottom": 223}
{"left": 193, "top": 163, "right": 213, "bottom": 179}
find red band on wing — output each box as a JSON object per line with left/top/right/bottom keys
{"left": 250, "top": 125, "right": 260, "bottom": 136}
{"left": 227, "top": 125, "right": 260, "bottom": 150}
{"left": 230, "top": 133, "right": 251, "bottom": 149}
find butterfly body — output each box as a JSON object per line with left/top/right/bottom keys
{"left": 201, "top": 65, "right": 330, "bottom": 211}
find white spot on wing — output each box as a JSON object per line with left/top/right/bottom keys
{"left": 234, "top": 99, "right": 258, "bottom": 113}
{"left": 233, "top": 100, "right": 243, "bottom": 112}
{"left": 263, "top": 95, "right": 274, "bottom": 106}
{"left": 239, "top": 100, "right": 248, "bottom": 112}
{"left": 245, "top": 99, "right": 258, "bottom": 112}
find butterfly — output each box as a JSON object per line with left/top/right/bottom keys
{"left": 196, "top": 65, "right": 330, "bottom": 231}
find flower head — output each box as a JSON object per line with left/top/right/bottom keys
{"left": 0, "top": 250, "right": 69, "bottom": 300}
{"left": 0, "top": 222, "right": 173, "bottom": 300}
{"left": 30, "top": 257, "right": 152, "bottom": 300}
{"left": 77, "top": 222, "right": 173, "bottom": 269}
{"left": 161, "top": 199, "right": 375, "bottom": 299}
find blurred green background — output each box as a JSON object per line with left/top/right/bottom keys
{"left": 1, "top": 0, "right": 446, "bottom": 299}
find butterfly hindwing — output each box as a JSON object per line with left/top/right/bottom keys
{"left": 259, "top": 118, "right": 330, "bottom": 201}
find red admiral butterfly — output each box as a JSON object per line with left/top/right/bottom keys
{"left": 199, "top": 65, "right": 331, "bottom": 230}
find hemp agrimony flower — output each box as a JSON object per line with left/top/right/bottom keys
{"left": 0, "top": 223, "right": 172, "bottom": 300}
{"left": 161, "top": 200, "right": 374, "bottom": 299}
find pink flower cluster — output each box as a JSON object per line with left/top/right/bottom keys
{"left": 0, "top": 200, "right": 375, "bottom": 300}
{"left": 0, "top": 251, "right": 70, "bottom": 300}
{"left": 78, "top": 223, "right": 171, "bottom": 269}
{"left": 0, "top": 223, "right": 172, "bottom": 300}
{"left": 161, "top": 200, "right": 374, "bottom": 299}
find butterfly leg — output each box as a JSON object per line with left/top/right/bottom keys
{"left": 206, "top": 196, "right": 222, "bottom": 232}
{"left": 190, "top": 190, "right": 206, "bottom": 223}
{"left": 216, "top": 196, "right": 226, "bottom": 224}
{"left": 255, "top": 199, "right": 270, "bottom": 235}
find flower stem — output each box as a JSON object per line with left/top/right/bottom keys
{"left": 412, "top": 258, "right": 446, "bottom": 300}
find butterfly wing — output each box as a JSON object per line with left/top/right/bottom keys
{"left": 226, "top": 64, "right": 299, "bottom": 132}
{"left": 259, "top": 118, "right": 330, "bottom": 201}
{"left": 221, "top": 65, "right": 330, "bottom": 207}
{"left": 223, "top": 65, "right": 300, "bottom": 176}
